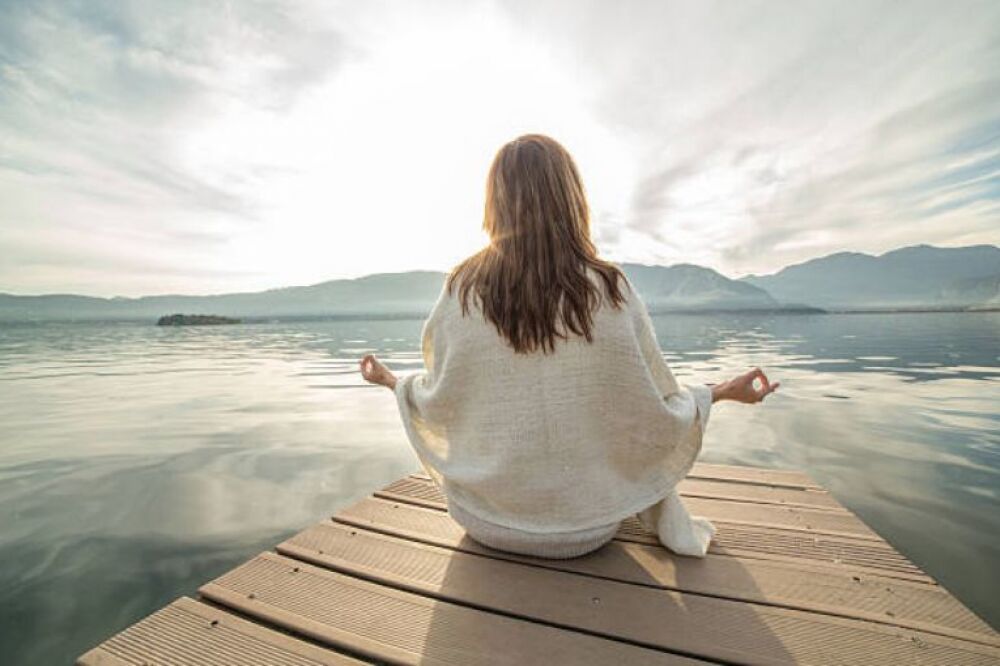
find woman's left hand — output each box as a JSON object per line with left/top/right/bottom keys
{"left": 712, "top": 367, "right": 779, "bottom": 404}
{"left": 360, "top": 354, "right": 397, "bottom": 390}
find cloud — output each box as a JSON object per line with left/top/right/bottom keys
{"left": 731, "top": 77, "right": 1000, "bottom": 266}
{"left": 0, "top": 0, "right": 997, "bottom": 295}
{"left": 499, "top": 0, "right": 1000, "bottom": 275}
{"left": 0, "top": 0, "right": 353, "bottom": 294}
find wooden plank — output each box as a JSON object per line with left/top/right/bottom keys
{"left": 339, "top": 497, "right": 941, "bottom": 587}
{"left": 336, "top": 496, "right": 944, "bottom": 595}
{"left": 373, "top": 483, "right": 923, "bottom": 579}
{"left": 275, "top": 523, "right": 1000, "bottom": 665}
{"left": 403, "top": 474, "right": 845, "bottom": 512}
{"left": 414, "top": 462, "right": 824, "bottom": 491}
{"left": 75, "top": 465, "right": 1000, "bottom": 666}
{"left": 77, "top": 597, "right": 367, "bottom": 666}
{"left": 396, "top": 473, "right": 873, "bottom": 536}
{"left": 682, "top": 496, "right": 879, "bottom": 539}
{"left": 392, "top": 476, "right": 878, "bottom": 539}
{"left": 282, "top": 520, "right": 1000, "bottom": 648}
{"left": 200, "top": 552, "right": 708, "bottom": 665}
{"left": 398, "top": 477, "right": 882, "bottom": 541}
{"left": 680, "top": 478, "right": 846, "bottom": 510}
{"left": 615, "top": 518, "right": 921, "bottom": 577}
{"left": 686, "top": 462, "right": 823, "bottom": 490}
{"left": 76, "top": 649, "right": 133, "bottom": 666}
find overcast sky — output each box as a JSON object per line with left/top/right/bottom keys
{"left": 1, "top": 0, "right": 998, "bottom": 296}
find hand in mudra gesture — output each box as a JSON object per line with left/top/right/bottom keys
{"left": 360, "top": 354, "right": 398, "bottom": 390}
{"left": 713, "top": 367, "right": 780, "bottom": 404}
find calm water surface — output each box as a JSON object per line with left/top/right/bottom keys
{"left": 1, "top": 312, "right": 998, "bottom": 663}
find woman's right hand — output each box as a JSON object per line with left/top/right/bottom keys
{"left": 712, "top": 367, "right": 779, "bottom": 404}
{"left": 360, "top": 354, "right": 398, "bottom": 390}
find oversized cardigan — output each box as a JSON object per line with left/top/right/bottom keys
{"left": 394, "top": 268, "right": 716, "bottom": 556}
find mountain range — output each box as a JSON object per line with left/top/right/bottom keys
{"left": 741, "top": 244, "right": 1000, "bottom": 310}
{"left": 1, "top": 244, "right": 997, "bottom": 322}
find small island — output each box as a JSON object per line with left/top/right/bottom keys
{"left": 156, "top": 314, "right": 241, "bottom": 326}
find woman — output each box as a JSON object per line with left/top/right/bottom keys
{"left": 359, "top": 134, "right": 778, "bottom": 559}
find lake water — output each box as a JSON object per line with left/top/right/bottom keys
{"left": 1, "top": 312, "right": 998, "bottom": 663}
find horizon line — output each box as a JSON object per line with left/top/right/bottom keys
{"left": 2, "top": 241, "right": 996, "bottom": 300}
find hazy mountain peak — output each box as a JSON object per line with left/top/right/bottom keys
{"left": 620, "top": 262, "right": 778, "bottom": 311}
{"left": 3, "top": 244, "right": 997, "bottom": 321}
{"left": 742, "top": 244, "right": 1000, "bottom": 308}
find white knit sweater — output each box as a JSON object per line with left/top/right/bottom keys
{"left": 394, "top": 268, "right": 716, "bottom": 557}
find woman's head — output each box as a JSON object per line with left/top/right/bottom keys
{"left": 483, "top": 133, "right": 590, "bottom": 251}
{"left": 448, "top": 134, "right": 627, "bottom": 354}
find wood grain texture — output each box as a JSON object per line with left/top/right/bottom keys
{"left": 375, "top": 479, "right": 925, "bottom": 580}
{"left": 413, "top": 461, "right": 824, "bottom": 490}
{"left": 281, "top": 520, "right": 999, "bottom": 648}
{"left": 405, "top": 473, "right": 845, "bottom": 511}
{"left": 681, "top": 495, "right": 879, "bottom": 538}
{"left": 76, "top": 464, "right": 1000, "bottom": 665}
{"left": 268, "top": 527, "right": 997, "bottom": 664}
{"left": 76, "top": 597, "right": 366, "bottom": 666}
{"left": 394, "top": 475, "right": 864, "bottom": 533}
{"left": 200, "top": 552, "right": 708, "bottom": 665}
{"left": 686, "top": 462, "right": 823, "bottom": 490}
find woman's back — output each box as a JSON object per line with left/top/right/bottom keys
{"left": 394, "top": 267, "right": 711, "bottom": 533}
{"left": 361, "top": 133, "right": 777, "bottom": 558}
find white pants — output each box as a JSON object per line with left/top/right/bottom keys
{"left": 449, "top": 488, "right": 715, "bottom": 559}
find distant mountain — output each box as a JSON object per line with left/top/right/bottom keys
{"left": 937, "top": 273, "right": 1000, "bottom": 309}
{"left": 4, "top": 244, "right": 996, "bottom": 322}
{"left": 741, "top": 244, "right": 1000, "bottom": 309}
{"left": 0, "top": 271, "right": 447, "bottom": 322}
{"left": 0, "top": 263, "right": 791, "bottom": 322}
{"left": 621, "top": 263, "right": 779, "bottom": 311}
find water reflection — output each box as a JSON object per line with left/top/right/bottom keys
{"left": 0, "top": 312, "right": 997, "bottom": 663}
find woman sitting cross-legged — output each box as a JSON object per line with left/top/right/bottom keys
{"left": 360, "top": 133, "right": 778, "bottom": 559}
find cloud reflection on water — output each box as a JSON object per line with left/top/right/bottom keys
{"left": 0, "top": 311, "right": 997, "bottom": 662}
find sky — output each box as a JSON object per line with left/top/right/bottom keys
{"left": 1, "top": 0, "right": 998, "bottom": 297}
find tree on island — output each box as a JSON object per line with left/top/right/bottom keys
{"left": 156, "top": 314, "right": 241, "bottom": 326}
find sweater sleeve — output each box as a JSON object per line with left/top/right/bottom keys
{"left": 626, "top": 282, "right": 716, "bottom": 558}
{"left": 627, "top": 284, "right": 713, "bottom": 434}
{"left": 393, "top": 283, "right": 450, "bottom": 485}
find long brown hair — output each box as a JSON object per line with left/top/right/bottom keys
{"left": 447, "top": 134, "right": 628, "bottom": 354}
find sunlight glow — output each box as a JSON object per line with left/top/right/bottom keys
{"left": 3, "top": 1, "right": 995, "bottom": 296}
{"left": 177, "top": 4, "right": 634, "bottom": 289}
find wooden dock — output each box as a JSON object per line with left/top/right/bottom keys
{"left": 78, "top": 463, "right": 999, "bottom": 665}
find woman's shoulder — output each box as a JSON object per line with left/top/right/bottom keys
{"left": 585, "top": 263, "right": 640, "bottom": 311}
{"left": 436, "top": 259, "right": 640, "bottom": 326}
{"left": 428, "top": 272, "right": 473, "bottom": 330}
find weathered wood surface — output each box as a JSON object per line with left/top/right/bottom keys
{"left": 78, "top": 461, "right": 1000, "bottom": 665}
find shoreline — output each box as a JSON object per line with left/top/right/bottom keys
{"left": 2, "top": 306, "right": 999, "bottom": 326}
